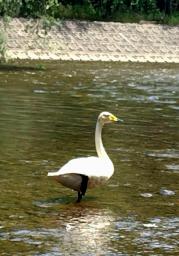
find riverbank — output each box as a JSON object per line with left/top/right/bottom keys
{"left": 0, "top": 18, "right": 179, "bottom": 63}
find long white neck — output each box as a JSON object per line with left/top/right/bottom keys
{"left": 95, "top": 120, "right": 110, "bottom": 160}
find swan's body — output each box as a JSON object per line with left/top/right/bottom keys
{"left": 48, "top": 111, "right": 121, "bottom": 202}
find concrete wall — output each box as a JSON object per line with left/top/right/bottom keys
{"left": 1, "top": 18, "right": 179, "bottom": 63}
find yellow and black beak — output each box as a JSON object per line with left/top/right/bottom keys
{"left": 109, "top": 114, "right": 123, "bottom": 123}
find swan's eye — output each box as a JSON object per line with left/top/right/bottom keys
{"left": 102, "top": 114, "right": 110, "bottom": 119}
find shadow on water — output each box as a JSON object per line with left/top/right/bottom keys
{"left": 34, "top": 194, "right": 97, "bottom": 207}
{"left": 0, "top": 63, "right": 46, "bottom": 72}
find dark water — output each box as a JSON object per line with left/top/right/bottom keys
{"left": 0, "top": 61, "right": 179, "bottom": 255}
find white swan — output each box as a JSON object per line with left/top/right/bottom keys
{"left": 48, "top": 111, "right": 122, "bottom": 202}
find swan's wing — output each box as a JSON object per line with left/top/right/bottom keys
{"left": 55, "top": 173, "right": 82, "bottom": 191}
{"left": 48, "top": 157, "right": 113, "bottom": 178}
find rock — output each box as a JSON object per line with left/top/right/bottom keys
{"left": 160, "top": 188, "right": 175, "bottom": 196}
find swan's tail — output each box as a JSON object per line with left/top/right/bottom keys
{"left": 47, "top": 171, "right": 58, "bottom": 177}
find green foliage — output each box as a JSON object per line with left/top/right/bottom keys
{"left": 57, "top": 1, "right": 97, "bottom": 20}
{"left": 130, "top": 0, "right": 157, "bottom": 13}
{"left": 0, "top": 30, "right": 7, "bottom": 62}
{"left": 0, "top": 0, "right": 22, "bottom": 17}
{"left": 0, "top": 0, "right": 178, "bottom": 24}
{"left": 162, "top": 11, "right": 179, "bottom": 25}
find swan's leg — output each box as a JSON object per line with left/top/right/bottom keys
{"left": 76, "top": 175, "right": 89, "bottom": 203}
{"left": 81, "top": 175, "right": 89, "bottom": 196}
{"left": 77, "top": 192, "right": 82, "bottom": 203}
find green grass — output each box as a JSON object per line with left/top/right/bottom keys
{"left": 111, "top": 10, "right": 179, "bottom": 25}
{"left": 162, "top": 12, "right": 179, "bottom": 25}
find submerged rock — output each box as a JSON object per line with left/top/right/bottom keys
{"left": 160, "top": 188, "right": 175, "bottom": 196}
{"left": 140, "top": 193, "right": 153, "bottom": 198}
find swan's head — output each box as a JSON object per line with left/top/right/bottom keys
{"left": 98, "top": 111, "right": 121, "bottom": 125}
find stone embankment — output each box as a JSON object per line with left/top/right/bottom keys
{"left": 0, "top": 18, "right": 179, "bottom": 63}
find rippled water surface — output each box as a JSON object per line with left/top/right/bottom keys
{"left": 0, "top": 61, "right": 179, "bottom": 255}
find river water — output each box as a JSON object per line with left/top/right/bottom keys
{"left": 0, "top": 61, "right": 179, "bottom": 255}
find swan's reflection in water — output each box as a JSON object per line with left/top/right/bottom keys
{"left": 54, "top": 206, "right": 114, "bottom": 255}
{"left": 1, "top": 202, "right": 179, "bottom": 255}
{"left": 0, "top": 205, "right": 115, "bottom": 255}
